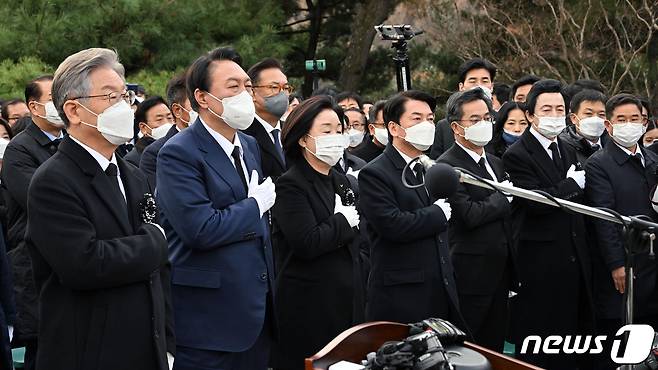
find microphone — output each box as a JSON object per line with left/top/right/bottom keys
{"left": 415, "top": 155, "right": 460, "bottom": 200}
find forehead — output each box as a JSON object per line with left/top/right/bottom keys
{"left": 516, "top": 84, "right": 533, "bottom": 94}
{"left": 88, "top": 67, "right": 125, "bottom": 92}
{"left": 312, "top": 108, "right": 341, "bottom": 125}
{"left": 465, "top": 68, "right": 491, "bottom": 80}
{"left": 576, "top": 100, "right": 605, "bottom": 112}
{"left": 461, "top": 99, "right": 489, "bottom": 116}
{"left": 612, "top": 103, "right": 642, "bottom": 117}
{"left": 345, "top": 110, "right": 363, "bottom": 121}
{"left": 339, "top": 98, "right": 358, "bottom": 106}
{"left": 403, "top": 99, "right": 432, "bottom": 115}
{"left": 146, "top": 103, "right": 171, "bottom": 117}
{"left": 209, "top": 60, "right": 248, "bottom": 84}
{"left": 36, "top": 79, "right": 53, "bottom": 97}
{"left": 535, "top": 92, "right": 564, "bottom": 108}
{"left": 258, "top": 68, "right": 287, "bottom": 83}
{"left": 506, "top": 108, "right": 526, "bottom": 120}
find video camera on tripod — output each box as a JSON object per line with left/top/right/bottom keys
{"left": 374, "top": 24, "right": 423, "bottom": 92}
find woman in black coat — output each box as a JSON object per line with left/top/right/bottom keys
{"left": 486, "top": 101, "right": 528, "bottom": 157}
{"left": 270, "top": 96, "right": 365, "bottom": 370}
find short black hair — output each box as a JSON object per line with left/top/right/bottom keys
{"left": 369, "top": 100, "right": 387, "bottom": 124}
{"left": 493, "top": 83, "right": 510, "bottom": 105}
{"left": 569, "top": 89, "right": 608, "bottom": 114}
{"left": 166, "top": 73, "right": 187, "bottom": 108}
{"left": 446, "top": 88, "right": 493, "bottom": 124}
{"left": 524, "top": 79, "right": 564, "bottom": 115}
{"left": 135, "top": 96, "right": 169, "bottom": 125}
{"left": 510, "top": 75, "right": 541, "bottom": 101}
{"left": 1, "top": 99, "right": 26, "bottom": 122}
{"left": 605, "top": 93, "right": 642, "bottom": 119}
{"left": 137, "top": 85, "right": 146, "bottom": 95}
{"left": 383, "top": 90, "right": 436, "bottom": 126}
{"left": 281, "top": 95, "right": 345, "bottom": 164}
{"left": 186, "top": 47, "right": 243, "bottom": 111}
{"left": 458, "top": 57, "right": 497, "bottom": 83}
{"left": 25, "top": 75, "right": 53, "bottom": 103}
{"left": 288, "top": 93, "right": 303, "bottom": 104}
{"left": 247, "top": 58, "right": 284, "bottom": 85}
{"left": 335, "top": 91, "right": 363, "bottom": 109}
{"left": 562, "top": 79, "right": 606, "bottom": 113}
{"left": 344, "top": 107, "right": 366, "bottom": 125}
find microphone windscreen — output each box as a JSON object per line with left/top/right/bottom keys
{"left": 425, "top": 163, "right": 460, "bottom": 199}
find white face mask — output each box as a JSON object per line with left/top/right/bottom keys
{"left": 535, "top": 116, "right": 566, "bottom": 139}
{"left": 206, "top": 90, "right": 255, "bottom": 130}
{"left": 612, "top": 122, "right": 646, "bottom": 148}
{"left": 35, "top": 101, "right": 65, "bottom": 128}
{"left": 348, "top": 128, "right": 364, "bottom": 147}
{"left": 400, "top": 121, "right": 435, "bottom": 151}
{"left": 471, "top": 85, "right": 493, "bottom": 101}
{"left": 374, "top": 127, "right": 389, "bottom": 146}
{"left": 79, "top": 100, "right": 135, "bottom": 146}
{"left": 575, "top": 116, "right": 605, "bottom": 141}
{"left": 458, "top": 120, "right": 493, "bottom": 147}
{"left": 179, "top": 105, "right": 198, "bottom": 127}
{"left": 306, "top": 133, "right": 347, "bottom": 166}
{"left": 148, "top": 123, "right": 174, "bottom": 140}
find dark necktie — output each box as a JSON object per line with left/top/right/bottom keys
{"left": 591, "top": 144, "right": 601, "bottom": 152}
{"left": 413, "top": 162, "right": 425, "bottom": 184}
{"left": 271, "top": 128, "right": 285, "bottom": 165}
{"left": 477, "top": 157, "right": 493, "bottom": 180}
{"left": 548, "top": 142, "right": 564, "bottom": 174}
{"left": 48, "top": 138, "right": 62, "bottom": 154}
{"left": 231, "top": 146, "right": 248, "bottom": 192}
{"left": 105, "top": 163, "right": 129, "bottom": 220}
{"left": 631, "top": 152, "right": 644, "bottom": 168}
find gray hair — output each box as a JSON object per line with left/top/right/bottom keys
{"left": 446, "top": 88, "right": 493, "bottom": 124}
{"left": 52, "top": 48, "right": 125, "bottom": 127}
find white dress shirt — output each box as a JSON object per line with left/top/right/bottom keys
{"left": 455, "top": 141, "right": 498, "bottom": 181}
{"left": 255, "top": 114, "right": 281, "bottom": 144}
{"left": 530, "top": 126, "right": 560, "bottom": 159}
{"left": 70, "top": 135, "right": 125, "bottom": 201}
{"left": 200, "top": 117, "right": 250, "bottom": 181}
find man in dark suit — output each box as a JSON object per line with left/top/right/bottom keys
{"left": 502, "top": 79, "right": 593, "bottom": 370}
{"left": 243, "top": 58, "right": 288, "bottom": 180}
{"left": 156, "top": 47, "right": 275, "bottom": 370}
{"left": 438, "top": 88, "right": 515, "bottom": 352}
{"left": 25, "top": 48, "right": 174, "bottom": 370}
{"left": 359, "top": 90, "right": 466, "bottom": 331}
{"left": 429, "top": 58, "right": 496, "bottom": 158}
{"left": 585, "top": 94, "right": 658, "bottom": 370}
{"left": 124, "top": 96, "right": 174, "bottom": 167}
{"left": 559, "top": 89, "right": 609, "bottom": 165}
{"left": 140, "top": 74, "right": 194, "bottom": 187}
{"left": 1, "top": 75, "right": 64, "bottom": 370}
{"left": 352, "top": 100, "right": 387, "bottom": 163}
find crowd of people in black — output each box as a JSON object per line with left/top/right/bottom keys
{"left": 0, "top": 46, "right": 655, "bottom": 370}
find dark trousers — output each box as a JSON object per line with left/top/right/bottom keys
{"left": 459, "top": 269, "right": 509, "bottom": 353}
{"left": 173, "top": 318, "right": 271, "bottom": 370}
{"left": 25, "top": 338, "right": 37, "bottom": 370}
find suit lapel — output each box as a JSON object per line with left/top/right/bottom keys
{"left": 384, "top": 146, "right": 430, "bottom": 205}
{"left": 193, "top": 120, "right": 247, "bottom": 200}
{"left": 250, "top": 120, "right": 285, "bottom": 168}
{"left": 522, "top": 131, "right": 562, "bottom": 184}
{"left": 118, "top": 158, "right": 145, "bottom": 231}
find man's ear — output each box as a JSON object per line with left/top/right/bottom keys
{"left": 194, "top": 89, "right": 208, "bottom": 110}
{"left": 62, "top": 100, "right": 80, "bottom": 126}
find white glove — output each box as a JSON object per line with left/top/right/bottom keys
{"left": 7, "top": 325, "right": 12, "bottom": 342}
{"left": 498, "top": 179, "right": 514, "bottom": 203}
{"left": 334, "top": 194, "right": 360, "bottom": 228}
{"left": 167, "top": 352, "right": 174, "bottom": 370}
{"left": 248, "top": 170, "right": 276, "bottom": 217}
{"left": 566, "top": 164, "right": 586, "bottom": 189}
{"left": 433, "top": 198, "right": 452, "bottom": 221}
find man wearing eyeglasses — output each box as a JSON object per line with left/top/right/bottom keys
{"left": 24, "top": 48, "right": 174, "bottom": 370}
{"left": 243, "top": 58, "right": 290, "bottom": 180}
{"left": 351, "top": 100, "right": 387, "bottom": 163}
{"left": 437, "top": 88, "right": 516, "bottom": 352}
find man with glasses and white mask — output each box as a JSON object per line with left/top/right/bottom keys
{"left": 244, "top": 58, "right": 291, "bottom": 181}
{"left": 25, "top": 48, "right": 174, "bottom": 370}
{"left": 1, "top": 74, "right": 64, "bottom": 370}
{"left": 156, "top": 47, "right": 275, "bottom": 370}
{"left": 437, "top": 88, "right": 515, "bottom": 352}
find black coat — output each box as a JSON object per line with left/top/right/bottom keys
{"left": 0, "top": 226, "right": 15, "bottom": 370}
{"left": 1, "top": 121, "right": 61, "bottom": 340}
{"left": 243, "top": 118, "right": 286, "bottom": 181}
{"left": 429, "top": 118, "right": 455, "bottom": 159}
{"left": 123, "top": 136, "right": 155, "bottom": 167}
{"left": 139, "top": 125, "right": 179, "bottom": 188}
{"left": 25, "top": 136, "right": 174, "bottom": 370}
{"left": 358, "top": 145, "right": 466, "bottom": 330}
{"left": 559, "top": 125, "right": 608, "bottom": 165}
{"left": 438, "top": 145, "right": 516, "bottom": 296}
{"left": 585, "top": 142, "right": 658, "bottom": 319}
{"left": 270, "top": 159, "right": 365, "bottom": 370}
{"left": 351, "top": 138, "right": 384, "bottom": 163}
{"left": 502, "top": 130, "right": 594, "bottom": 342}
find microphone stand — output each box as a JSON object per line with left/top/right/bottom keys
{"left": 452, "top": 168, "right": 656, "bottom": 370}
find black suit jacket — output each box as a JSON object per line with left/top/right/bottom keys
{"left": 124, "top": 136, "right": 155, "bottom": 167}
{"left": 243, "top": 118, "right": 286, "bottom": 180}
{"left": 1, "top": 121, "right": 61, "bottom": 339}
{"left": 270, "top": 159, "right": 364, "bottom": 369}
{"left": 358, "top": 145, "right": 466, "bottom": 331}
{"left": 140, "top": 125, "right": 179, "bottom": 188}
{"left": 438, "top": 144, "right": 516, "bottom": 296}
{"left": 25, "top": 137, "right": 174, "bottom": 370}
{"left": 351, "top": 138, "right": 384, "bottom": 163}
{"left": 502, "top": 129, "right": 593, "bottom": 338}
{"left": 585, "top": 142, "right": 658, "bottom": 319}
